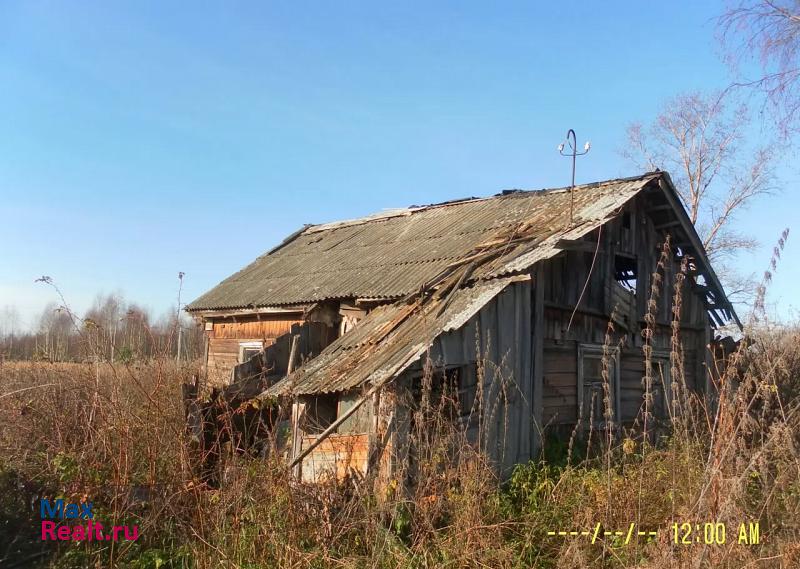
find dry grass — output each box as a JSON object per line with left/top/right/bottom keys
{"left": 1, "top": 320, "right": 799, "bottom": 568}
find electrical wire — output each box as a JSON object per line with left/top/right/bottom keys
{"left": 565, "top": 224, "right": 603, "bottom": 335}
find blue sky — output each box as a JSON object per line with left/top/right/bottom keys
{"left": 1, "top": 1, "right": 797, "bottom": 328}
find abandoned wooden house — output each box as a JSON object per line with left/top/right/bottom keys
{"left": 185, "top": 171, "right": 738, "bottom": 482}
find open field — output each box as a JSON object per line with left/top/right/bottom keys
{"left": 0, "top": 338, "right": 798, "bottom": 569}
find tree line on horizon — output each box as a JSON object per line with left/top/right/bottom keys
{"left": 0, "top": 293, "right": 204, "bottom": 363}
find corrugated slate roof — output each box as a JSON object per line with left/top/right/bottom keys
{"left": 264, "top": 276, "right": 526, "bottom": 396}
{"left": 187, "top": 173, "right": 661, "bottom": 312}
{"left": 260, "top": 173, "right": 675, "bottom": 396}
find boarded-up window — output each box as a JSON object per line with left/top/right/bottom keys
{"left": 337, "top": 391, "right": 371, "bottom": 434}
{"left": 578, "top": 344, "right": 620, "bottom": 428}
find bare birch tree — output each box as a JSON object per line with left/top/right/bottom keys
{"left": 623, "top": 91, "right": 777, "bottom": 302}
{"left": 720, "top": 0, "right": 800, "bottom": 137}
{"left": 0, "top": 306, "right": 21, "bottom": 358}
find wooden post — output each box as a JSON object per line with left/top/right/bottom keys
{"left": 201, "top": 328, "right": 210, "bottom": 393}
{"left": 290, "top": 398, "right": 305, "bottom": 478}
{"left": 287, "top": 334, "right": 300, "bottom": 375}
{"left": 532, "top": 263, "right": 545, "bottom": 456}
{"left": 287, "top": 334, "right": 303, "bottom": 477}
{"left": 367, "top": 390, "right": 381, "bottom": 474}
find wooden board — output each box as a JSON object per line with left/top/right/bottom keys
{"left": 210, "top": 316, "right": 303, "bottom": 339}
{"left": 299, "top": 433, "right": 370, "bottom": 483}
{"left": 205, "top": 316, "right": 303, "bottom": 387}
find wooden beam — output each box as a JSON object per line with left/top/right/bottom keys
{"left": 656, "top": 176, "right": 742, "bottom": 328}
{"left": 555, "top": 239, "right": 601, "bottom": 252}
{"left": 190, "top": 306, "right": 309, "bottom": 319}
{"left": 289, "top": 382, "right": 384, "bottom": 469}
{"left": 655, "top": 220, "right": 682, "bottom": 230}
{"left": 287, "top": 334, "right": 300, "bottom": 375}
{"left": 290, "top": 398, "right": 306, "bottom": 478}
{"left": 531, "top": 264, "right": 544, "bottom": 456}
{"left": 287, "top": 334, "right": 302, "bottom": 477}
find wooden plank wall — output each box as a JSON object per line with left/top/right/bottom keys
{"left": 296, "top": 386, "right": 389, "bottom": 483}
{"left": 424, "top": 280, "right": 535, "bottom": 476}
{"left": 205, "top": 315, "right": 303, "bottom": 387}
{"left": 297, "top": 392, "right": 389, "bottom": 483}
{"left": 542, "top": 342, "right": 578, "bottom": 426}
{"left": 299, "top": 433, "right": 370, "bottom": 483}
{"left": 376, "top": 281, "right": 534, "bottom": 481}
{"left": 231, "top": 321, "right": 336, "bottom": 385}
{"left": 538, "top": 195, "right": 713, "bottom": 434}
{"left": 294, "top": 195, "right": 721, "bottom": 482}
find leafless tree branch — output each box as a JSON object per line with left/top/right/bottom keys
{"left": 622, "top": 90, "right": 778, "bottom": 305}
{"left": 720, "top": 0, "right": 800, "bottom": 136}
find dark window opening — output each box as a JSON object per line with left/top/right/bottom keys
{"left": 240, "top": 348, "right": 261, "bottom": 362}
{"left": 304, "top": 393, "right": 338, "bottom": 434}
{"left": 622, "top": 211, "right": 631, "bottom": 229}
{"left": 450, "top": 365, "right": 479, "bottom": 419}
{"left": 410, "top": 364, "right": 478, "bottom": 422}
{"left": 650, "top": 357, "right": 672, "bottom": 421}
{"left": 614, "top": 255, "right": 638, "bottom": 291}
{"left": 238, "top": 341, "right": 264, "bottom": 363}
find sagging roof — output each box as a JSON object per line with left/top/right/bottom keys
{"left": 259, "top": 171, "right": 738, "bottom": 396}
{"left": 264, "top": 276, "right": 526, "bottom": 396}
{"left": 189, "top": 172, "right": 680, "bottom": 313}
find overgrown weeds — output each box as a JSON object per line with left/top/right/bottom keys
{"left": 1, "top": 290, "right": 800, "bottom": 567}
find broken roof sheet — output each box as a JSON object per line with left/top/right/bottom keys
{"left": 249, "top": 170, "right": 737, "bottom": 396}
{"left": 188, "top": 173, "right": 662, "bottom": 312}
{"left": 264, "top": 276, "right": 526, "bottom": 396}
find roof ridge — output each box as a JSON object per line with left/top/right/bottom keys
{"left": 303, "top": 171, "right": 662, "bottom": 234}
{"left": 186, "top": 171, "right": 670, "bottom": 313}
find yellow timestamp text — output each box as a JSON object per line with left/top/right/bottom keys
{"left": 672, "top": 522, "right": 760, "bottom": 545}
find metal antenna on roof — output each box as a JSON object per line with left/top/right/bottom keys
{"left": 558, "top": 129, "right": 591, "bottom": 226}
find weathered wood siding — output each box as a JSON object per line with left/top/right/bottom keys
{"left": 383, "top": 280, "right": 536, "bottom": 478}
{"left": 291, "top": 193, "right": 722, "bottom": 483}
{"left": 231, "top": 321, "right": 337, "bottom": 385}
{"left": 296, "top": 390, "right": 385, "bottom": 483}
{"left": 539, "top": 195, "right": 713, "bottom": 433}
{"left": 205, "top": 315, "right": 303, "bottom": 387}
{"left": 299, "top": 433, "right": 370, "bottom": 483}
{"left": 542, "top": 343, "right": 578, "bottom": 426}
